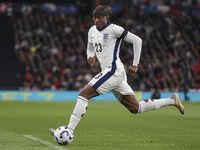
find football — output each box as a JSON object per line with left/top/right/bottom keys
{"left": 53, "top": 126, "right": 74, "bottom": 145}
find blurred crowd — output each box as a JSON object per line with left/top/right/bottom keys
{"left": 11, "top": 3, "right": 200, "bottom": 92}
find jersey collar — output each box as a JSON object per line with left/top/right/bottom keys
{"left": 98, "top": 21, "right": 111, "bottom": 31}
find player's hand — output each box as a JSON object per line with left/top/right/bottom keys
{"left": 128, "top": 65, "right": 138, "bottom": 76}
{"left": 87, "top": 54, "right": 96, "bottom": 66}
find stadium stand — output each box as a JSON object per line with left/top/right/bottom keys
{"left": 1, "top": 1, "right": 200, "bottom": 92}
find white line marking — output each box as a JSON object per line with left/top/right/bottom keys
{"left": 24, "top": 135, "right": 69, "bottom": 150}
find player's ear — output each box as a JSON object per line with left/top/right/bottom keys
{"left": 105, "top": 16, "right": 109, "bottom": 21}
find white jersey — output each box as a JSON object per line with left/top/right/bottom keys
{"left": 87, "top": 23, "right": 125, "bottom": 71}
{"left": 87, "top": 22, "right": 142, "bottom": 99}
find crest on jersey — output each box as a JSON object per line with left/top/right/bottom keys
{"left": 103, "top": 33, "right": 109, "bottom": 42}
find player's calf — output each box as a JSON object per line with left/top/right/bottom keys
{"left": 127, "top": 105, "right": 139, "bottom": 114}
{"left": 137, "top": 93, "right": 185, "bottom": 115}
{"left": 120, "top": 95, "right": 139, "bottom": 114}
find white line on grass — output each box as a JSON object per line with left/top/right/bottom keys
{"left": 24, "top": 135, "right": 69, "bottom": 150}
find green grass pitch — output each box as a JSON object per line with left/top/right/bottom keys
{"left": 0, "top": 101, "right": 199, "bottom": 150}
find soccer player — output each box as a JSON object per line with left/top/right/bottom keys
{"left": 49, "top": 5, "right": 184, "bottom": 136}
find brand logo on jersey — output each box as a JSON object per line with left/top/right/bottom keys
{"left": 103, "top": 33, "right": 109, "bottom": 41}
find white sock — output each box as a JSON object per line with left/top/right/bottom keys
{"left": 68, "top": 96, "right": 88, "bottom": 130}
{"left": 138, "top": 98, "right": 175, "bottom": 113}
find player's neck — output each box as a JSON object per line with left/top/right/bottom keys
{"left": 98, "top": 20, "right": 111, "bottom": 31}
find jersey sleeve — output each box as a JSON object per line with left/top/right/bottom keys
{"left": 88, "top": 27, "right": 93, "bottom": 44}
{"left": 112, "top": 24, "right": 142, "bottom": 66}
{"left": 112, "top": 24, "right": 125, "bottom": 39}
{"left": 87, "top": 27, "right": 95, "bottom": 59}
{"left": 124, "top": 32, "right": 142, "bottom": 66}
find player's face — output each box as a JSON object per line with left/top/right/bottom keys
{"left": 93, "top": 15, "right": 109, "bottom": 30}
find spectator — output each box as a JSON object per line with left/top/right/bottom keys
{"left": 11, "top": 3, "right": 200, "bottom": 92}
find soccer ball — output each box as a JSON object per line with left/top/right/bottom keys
{"left": 53, "top": 126, "right": 74, "bottom": 145}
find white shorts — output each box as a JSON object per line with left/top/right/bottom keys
{"left": 89, "top": 67, "right": 134, "bottom": 102}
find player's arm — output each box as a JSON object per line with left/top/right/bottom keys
{"left": 113, "top": 25, "right": 142, "bottom": 75}
{"left": 122, "top": 31, "right": 142, "bottom": 67}
{"left": 87, "top": 43, "right": 96, "bottom": 66}
{"left": 122, "top": 31, "right": 142, "bottom": 76}
{"left": 86, "top": 28, "right": 96, "bottom": 66}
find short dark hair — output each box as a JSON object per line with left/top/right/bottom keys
{"left": 93, "top": 5, "right": 114, "bottom": 17}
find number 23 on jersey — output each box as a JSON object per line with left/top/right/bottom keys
{"left": 95, "top": 43, "right": 102, "bottom": 53}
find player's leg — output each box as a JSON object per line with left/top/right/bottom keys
{"left": 121, "top": 93, "right": 185, "bottom": 114}
{"left": 112, "top": 72, "right": 184, "bottom": 114}
{"left": 67, "top": 84, "right": 99, "bottom": 130}
{"left": 67, "top": 67, "right": 120, "bottom": 131}
{"left": 111, "top": 70, "right": 139, "bottom": 114}
{"left": 112, "top": 88, "right": 139, "bottom": 114}
{"left": 120, "top": 94, "right": 139, "bottom": 114}
{"left": 49, "top": 85, "right": 98, "bottom": 135}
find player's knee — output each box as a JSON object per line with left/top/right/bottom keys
{"left": 79, "top": 90, "right": 86, "bottom": 98}
{"left": 78, "top": 86, "right": 99, "bottom": 100}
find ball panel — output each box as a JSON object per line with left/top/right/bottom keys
{"left": 53, "top": 126, "right": 74, "bottom": 145}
